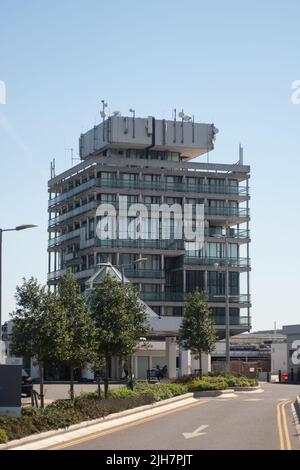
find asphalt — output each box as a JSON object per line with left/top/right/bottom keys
{"left": 58, "top": 383, "right": 300, "bottom": 451}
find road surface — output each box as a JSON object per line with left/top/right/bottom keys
{"left": 51, "top": 382, "right": 300, "bottom": 451}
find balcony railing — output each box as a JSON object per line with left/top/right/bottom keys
{"left": 206, "top": 228, "right": 250, "bottom": 239}
{"left": 49, "top": 204, "right": 250, "bottom": 232}
{"left": 124, "top": 269, "right": 164, "bottom": 279}
{"left": 96, "top": 178, "right": 248, "bottom": 196}
{"left": 47, "top": 268, "right": 67, "bottom": 280}
{"left": 48, "top": 179, "right": 96, "bottom": 207}
{"left": 213, "top": 315, "right": 251, "bottom": 326}
{"left": 49, "top": 201, "right": 98, "bottom": 226}
{"left": 48, "top": 178, "right": 249, "bottom": 207}
{"left": 155, "top": 314, "right": 250, "bottom": 327}
{"left": 140, "top": 292, "right": 250, "bottom": 304}
{"left": 94, "top": 239, "right": 185, "bottom": 251}
{"left": 48, "top": 228, "right": 82, "bottom": 247}
{"left": 183, "top": 256, "right": 250, "bottom": 268}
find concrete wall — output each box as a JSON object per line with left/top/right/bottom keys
{"left": 271, "top": 342, "right": 287, "bottom": 374}
{"left": 282, "top": 325, "right": 300, "bottom": 379}
{"left": 79, "top": 116, "right": 215, "bottom": 159}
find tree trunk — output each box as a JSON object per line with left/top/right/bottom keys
{"left": 198, "top": 350, "right": 202, "bottom": 380}
{"left": 104, "top": 355, "right": 110, "bottom": 399}
{"left": 127, "top": 356, "right": 134, "bottom": 391}
{"left": 97, "top": 376, "right": 102, "bottom": 400}
{"left": 39, "top": 360, "right": 45, "bottom": 409}
{"left": 70, "top": 365, "right": 74, "bottom": 400}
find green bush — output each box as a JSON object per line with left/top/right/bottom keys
{"left": 108, "top": 388, "right": 138, "bottom": 399}
{"left": 0, "top": 395, "right": 155, "bottom": 442}
{"left": 172, "top": 374, "right": 199, "bottom": 384}
{"left": 135, "top": 383, "right": 188, "bottom": 401}
{"left": 187, "top": 379, "right": 228, "bottom": 392}
{"left": 0, "top": 428, "right": 8, "bottom": 444}
{"left": 203, "top": 373, "right": 257, "bottom": 388}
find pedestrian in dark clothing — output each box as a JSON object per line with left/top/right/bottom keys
{"left": 123, "top": 361, "right": 129, "bottom": 379}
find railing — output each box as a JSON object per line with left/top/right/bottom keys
{"left": 213, "top": 316, "right": 251, "bottom": 326}
{"left": 206, "top": 228, "right": 250, "bottom": 239}
{"left": 124, "top": 269, "right": 164, "bottom": 279}
{"left": 208, "top": 294, "right": 250, "bottom": 304}
{"left": 48, "top": 201, "right": 98, "bottom": 226}
{"left": 183, "top": 256, "right": 250, "bottom": 268}
{"left": 96, "top": 178, "right": 248, "bottom": 196}
{"left": 48, "top": 204, "right": 250, "bottom": 232}
{"left": 47, "top": 269, "right": 67, "bottom": 280}
{"left": 48, "top": 178, "right": 249, "bottom": 207}
{"left": 93, "top": 239, "right": 185, "bottom": 251}
{"left": 48, "top": 179, "right": 96, "bottom": 207}
{"left": 48, "top": 228, "right": 82, "bottom": 247}
{"left": 140, "top": 292, "right": 250, "bottom": 304}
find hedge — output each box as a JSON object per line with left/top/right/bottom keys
{"left": 187, "top": 379, "right": 228, "bottom": 392}
{"left": 0, "top": 395, "right": 154, "bottom": 442}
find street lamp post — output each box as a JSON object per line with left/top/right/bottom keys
{"left": 0, "top": 225, "right": 38, "bottom": 336}
{"left": 212, "top": 227, "right": 230, "bottom": 373}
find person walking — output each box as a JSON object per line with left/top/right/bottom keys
{"left": 123, "top": 361, "right": 129, "bottom": 379}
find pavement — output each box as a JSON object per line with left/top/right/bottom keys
{"left": 22, "top": 383, "right": 121, "bottom": 406}
{"left": 48, "top": 382, "right": 300, "bottom": 451}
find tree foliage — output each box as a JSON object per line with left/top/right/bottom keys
{"left": 10, "top": 277, "right": 69, "bottom": 407}
{"left": 178, "top": 290, "right": 216, "bottom": 377}
{"left": 57, "top": 273, "right": 98, "bottom": 398}
{"left": 89, "top": 275, "right": 150, "bottom": 395}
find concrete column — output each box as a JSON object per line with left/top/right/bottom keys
{"left": 166, "top": 336, "right": 177, "bottom": 379}
{"left": 191, "top": 353, "right": 211, "bottom": 374}
{"left": 81, "top": 364, "right": 94, "bottom": 380}
{"left": 180, "top": 348, "right": 191, "bottom": 376}
{"left": 30, "top": 358, "right": 39, "bottom": 379}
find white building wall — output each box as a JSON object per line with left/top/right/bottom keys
{"left": 271, "top": 343, "right": 287, "bottom": 374}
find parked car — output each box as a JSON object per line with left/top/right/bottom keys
{"left": 21, "top": 369, "right": 33, "bottom": 397}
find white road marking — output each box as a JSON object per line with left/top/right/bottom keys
{"left": 183, "top": 424, "right": 209, "bottom": 439}
{"left": 217, "top": 393, "right": 238, "bottom": 399}
{"left": 243, "top": 398, "right": 263, "bottom": 402}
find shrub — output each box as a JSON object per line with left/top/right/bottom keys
{"left": 172, "top": 374, "right": 199, "bottom": 384}
{"left": 0, "top": 428, "right": 8, "bottom": 444}
{"left": 0, "top": 395, "right": 156, "bottom": 442}
{"left": 80, "top": 387, "right": 138, "bottom": 400}
{"left": 187, "top": 379, "right": 228, "bottom": 392}
{"left": 135, "top": 383, "right": 188, "bottom": 401}
{"left": 108, "top": 388, "right": 138, "bottom": 399}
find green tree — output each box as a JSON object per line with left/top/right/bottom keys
{"left": 10, "top": 278, "right": 69, "bottom": 408}
{"left": 178, "top": 290, "right": 216, "bottom": 379}
{"left": 89, "top": 275, "right": 150, "bottom": 397}
{"left": 58, "top": 273, "right": 98, "bottom": 400}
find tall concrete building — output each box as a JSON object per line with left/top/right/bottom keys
{"left": 48, "top": 112, "right": 251, "bottom": 340}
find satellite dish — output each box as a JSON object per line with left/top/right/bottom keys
{"left": 178, "top": 111, "right": 185, "bottom": 118}
{"left": 112, "top": 111, "right": 121, "bottom": 116}
{"left": 100, "top": 111, "right": 106, "bottom": 118}
{"left": 183, "top": 115, "right": 192, "bottom": 122}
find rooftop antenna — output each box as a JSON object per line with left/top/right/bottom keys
{"left": 129, "top": 108, "right": 135, "bottom": 138}
{"left": 239, "top": 143, "right": 244, "bottom": 165}
{"left": 50, "top": 158, "right": 56, "bottom": 178}
{"left": 179, "top": 109, "right": 185, "bottom": 143}
{"left": 192, "top": 114, "right": 195, "bottom": 143}
{"left": 173, "top": 108, "right": 176, "bottom": 143}
{"left": 65, "top": 147, "right": 80, "bottom": 166}
{"left": 101, "top": 100, "right": 108, "bottom": 140}
{"left": 100, "top": 100, "right": 108, "bottom": 120}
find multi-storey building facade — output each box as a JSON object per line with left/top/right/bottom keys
{"left": 48, "top": 114, "right": 251, "bottom": 339}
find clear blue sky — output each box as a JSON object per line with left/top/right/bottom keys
{"left": 0, "top": 0, "right": 300, "bottom": 331}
